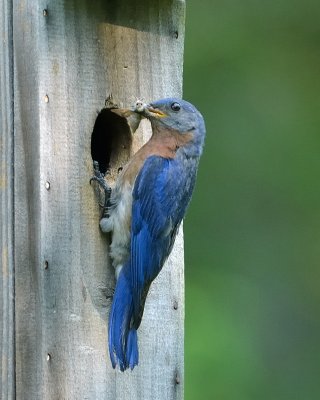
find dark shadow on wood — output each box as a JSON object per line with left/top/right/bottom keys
{"left": 61, "top": 0, "right": 181, "bottom": 36}
{"left": 91, "top": 108, "right": 132, "bottom": 176}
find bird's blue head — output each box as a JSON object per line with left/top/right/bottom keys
{"left": 135, "top": 97, "right": 206, "bottom": 154}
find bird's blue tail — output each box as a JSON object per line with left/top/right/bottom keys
{"left": 108, "top": 269, "right": 139, "bottom": 371}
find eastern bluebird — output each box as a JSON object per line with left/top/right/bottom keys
{"left": 92, "top": 98, "right": 205, "bottom": 371}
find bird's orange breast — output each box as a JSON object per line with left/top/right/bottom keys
{"left": 121, "top": 127, "right": 194, "bottom": 186}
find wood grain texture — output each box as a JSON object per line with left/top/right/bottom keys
{"left": 6, "top": 0, "right": 185, "bottom": 398}
{"left": 0, "top": 0, "right": 15, "bottom": 399}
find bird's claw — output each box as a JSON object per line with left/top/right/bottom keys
{"left": 90, "top": 161, "right": 112, "bottom": 218}
{"left": 90, "top": 162, "right": 110, "bottom": 192}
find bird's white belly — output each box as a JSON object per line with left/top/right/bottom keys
{"left": 100, "top": 183, "right": 133, "bottom": 278}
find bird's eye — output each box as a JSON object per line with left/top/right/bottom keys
{"left": 171, "top": 102, "right": 181, "bottom": 112}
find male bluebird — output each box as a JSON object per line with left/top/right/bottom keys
{"left": 92, "top": 98, "right": 205, "bottom": 371}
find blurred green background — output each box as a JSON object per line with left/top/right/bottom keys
{"left": 183, "top": 1, "right": 320, "bottom": 399}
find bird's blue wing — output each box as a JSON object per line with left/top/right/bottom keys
{"left": 130, "top": 155, "right": 196, "bottom": 327}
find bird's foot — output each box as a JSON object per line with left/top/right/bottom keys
{"left": 90, "top": 161, "right": 112, "bottom": 218}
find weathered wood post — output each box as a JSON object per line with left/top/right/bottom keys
{"left": 1, "top": 1, "right": 185, "bottom": 398}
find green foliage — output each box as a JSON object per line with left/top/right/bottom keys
{"left": 184, "top": 1, "right": 320, "bottom": 398}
